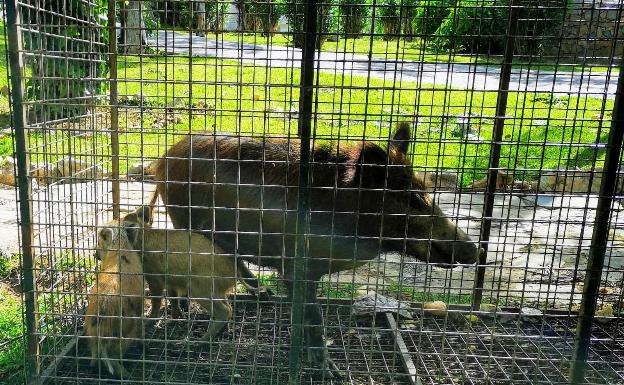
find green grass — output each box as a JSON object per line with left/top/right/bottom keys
{"left": 213, "top": 32, "right": 614, "bottom": 73}
{"left": 24, "top": 53, "right": 609, "bottom": 185}
{"left": 0, "top": 285, "right": 24, "bottom": 385}
{"left": 383, "top": 283, "right": 473, "bottom": 305}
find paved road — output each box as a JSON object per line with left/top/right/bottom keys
{"left": 148, "top": 30, "right": 619, "bottom": 98}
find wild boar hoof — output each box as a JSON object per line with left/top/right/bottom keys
{"left": 308, "top": 348, "right": 342, "bottom": 380}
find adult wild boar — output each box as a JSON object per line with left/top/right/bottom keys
{"left": 151, "top": 122, "right": 480, "bottom": 377}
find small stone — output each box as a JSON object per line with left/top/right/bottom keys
{"left": 0, "top": 157, "right": 16, "bottom": 186}
{"left": 479, "top": 303, "right": 499, "bottom": 313}
{"left": 520, "top": 307, "right": 542, "bottom": 322}
{"left": 423, "top": 301, "right": 447, "bottom": 316}
{"left": 30, "top": 162, "right": 60, "bottom": 186}
{"left": 595, "top": 303, "right": 614, "bottom": 323}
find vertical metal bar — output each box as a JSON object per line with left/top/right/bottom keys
{"left": 570, "top": 60, "right": 624, "bottom": 385}
{"left": 109, "top": 0, "right": 120, "bottom": 219}
{"left": 472, "top": 3, "right": 518, "bottom": 309}
{"left": 289, "top": 0, "right": 319, "bottom": 383}
{"left": 5, "top": 0, "right": 39, "bottom": 381}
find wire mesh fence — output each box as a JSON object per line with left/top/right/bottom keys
{"left": 4, "top": 0, "right": 624, "bottom": 384}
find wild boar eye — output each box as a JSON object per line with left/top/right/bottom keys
{"left": 410, "top": 192, "right": 427, "bottom": 210}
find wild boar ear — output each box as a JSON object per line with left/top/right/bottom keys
{"left": 353, "top": 143, "right": 388, "bottom": 188}
{"left": 389, "top": 122, "right": 411, "bottom": 156}
{"left": 123, "top": 223, "right": 140, "bottom": 245}
{"left": 134, "top": 206, "right": 152, "bottom": 226}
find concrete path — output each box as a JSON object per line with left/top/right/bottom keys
{"left": 148, "top": 30, "right": 619, "bottom": 98}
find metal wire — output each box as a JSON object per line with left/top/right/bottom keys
{"left": 5, "top": 0, "right": 624, "bottom": 384}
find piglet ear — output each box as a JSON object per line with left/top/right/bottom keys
{"left": 99, "top": 228, "right": 113, "bottom": 243}
{"left": 134, "top": 205, "right": 152, "bottom": 226}
{"left": 389, "top": 122, "right": 411, "bottom": 156}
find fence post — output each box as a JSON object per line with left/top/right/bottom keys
{"left": 289, "top": 0, "right": 319, "bottom": 383}
{"left": 109, "top": 0, "right": 120, "bottom": 219}
{"left": 5, "top": 0, "right": 39, "bottom": 381}
{"left": 472, "top": 3, "right": 518, "bottom": 309}
{"left": 570, "top": 59, "right": 624, "bottom": 385}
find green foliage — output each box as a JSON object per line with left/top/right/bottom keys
{"left": 339, "top": 0, "right": 371, "bottom": 36}
{"left": 154, "top": 1, "right": 193, "bottom": 28}
{"left": 318, "top": 282, "right": 362, "bottom": 299}
{"left": 430, "top": 0, "right": 570, "bottom": 54}
{"left": 432, "top": 0, "right": 503, "bottom": 52}
{"left": 413, "top": 0, "right": 455, "bottom": 36}
{"left": 22, "top": 0, "right": 108, "bottom": 123}
{"left": 205, "top": 0, "right": 229, "bottom": 31}
{"left": 377, "top": 0, "right": 418, "bottom": 40}
{"left": 281, "top": 0, "right": 337, "bottom": 48}
{"left": 0, "top": 285, "right": 23, "bottom": 385}
{"left": 237, "top": 0, "right": 284, "bottom": 35}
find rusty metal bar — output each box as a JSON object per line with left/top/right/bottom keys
{"left": 385, "top": 312, "right": 422, "bottom": 385}
{"left": 289, "top": 0, "right": 319, "bottom": 384}
{"left": 570, "top": 55, "right": 624, "bottom": 385}
{"left": 472, "top": 3, "right": 519, "bottom": 309}
{"left": 6, "top": 0, "right": 39, "bottom": 381}
{"left": 109, "top": 0, "right": 120, "bottom": 219}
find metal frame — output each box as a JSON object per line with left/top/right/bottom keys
{"left": 5, "top": 0, "right": 624, "bottom": 384}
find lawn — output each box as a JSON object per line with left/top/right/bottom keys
{"left": 23, "top": 52, "right": 611, "bottom": 185}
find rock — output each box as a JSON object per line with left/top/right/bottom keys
{"left": 539, "top": 172, "right": 560, "bottom": 192}
{"left": 423, "top": 301, "right": 447, "bottom": 316}
{"left": 520, "top": 306, "right": 542, "bottom": 322}
{"left": 0, "top": 157, "right": 16, "bottom": 186}
{"left": 56, "top": 158, "right": 110, "bottom": 183}
{"left": 126, "top": 162, "right": 154, "bottom": 181}
{"left": 417, "top": 171, "right": 458, "bottom": 191}
{"left": 468, "top": 169, "right": 514, "bottom": 191}
{"left": 30, "top": 162, "right": 61, "bottom": 186}
{"left": 539, "top": 168, "right": 603, "bottom": 194}
{"left": 351, "top": 291, "right": 413, "bottom": 319}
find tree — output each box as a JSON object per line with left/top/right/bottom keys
{"left": 120, "top": 0, "right": 148, "bottom": 53}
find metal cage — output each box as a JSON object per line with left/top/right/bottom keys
{"left": 3, "top": 0, "right": 624, "bottom": 384}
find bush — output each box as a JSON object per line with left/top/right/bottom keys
{"left": 431, "top": 0, "right": 569, "bottom": 54}
{"left": 339, "top": 0, "right": 370, "bottom": 37}
{"left": 377, "top": 0, "right": 418, "bottom": 40}
{"left": 432, "top": 0, "right": 503, "bottom": 52}
{"left": 236, "top": 0, "right": 283, "bottom": 35}
{"left": 22, "top": 0, "right": 108, "bottom": 123}
{"left": 413, "top": 0, "right": 455, "bottom": 36}
{"left": 282, "top": 0, "right": 337, "bottom": 48}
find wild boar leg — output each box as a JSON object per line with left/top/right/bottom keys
{"left": 285, "top": 278, "right": 342, "bottom": 379}
{"left": 236, "top": 260, "right": 273, "bottom": 300}
{"left": 198, "top": 298, "right": 232, "bottom": 340}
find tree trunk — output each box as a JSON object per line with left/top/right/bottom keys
{"left": 124, "top": 0, "right": 147, "bottom": 54}
{"left": 195, "top": 1, "right": 206, "bottom": 37}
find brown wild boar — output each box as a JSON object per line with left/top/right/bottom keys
{"left": 111, "top": 206, "right": 245, "bottom": 338}
{"left": 151, "top": 122, "right": 480, "bottom": 377}
{"left": 85, "top": 227, "right": 144, "bottom": 378}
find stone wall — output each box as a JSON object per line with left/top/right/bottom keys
{"left": 559, "top": 0, "right": 623, "bottom": 63}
